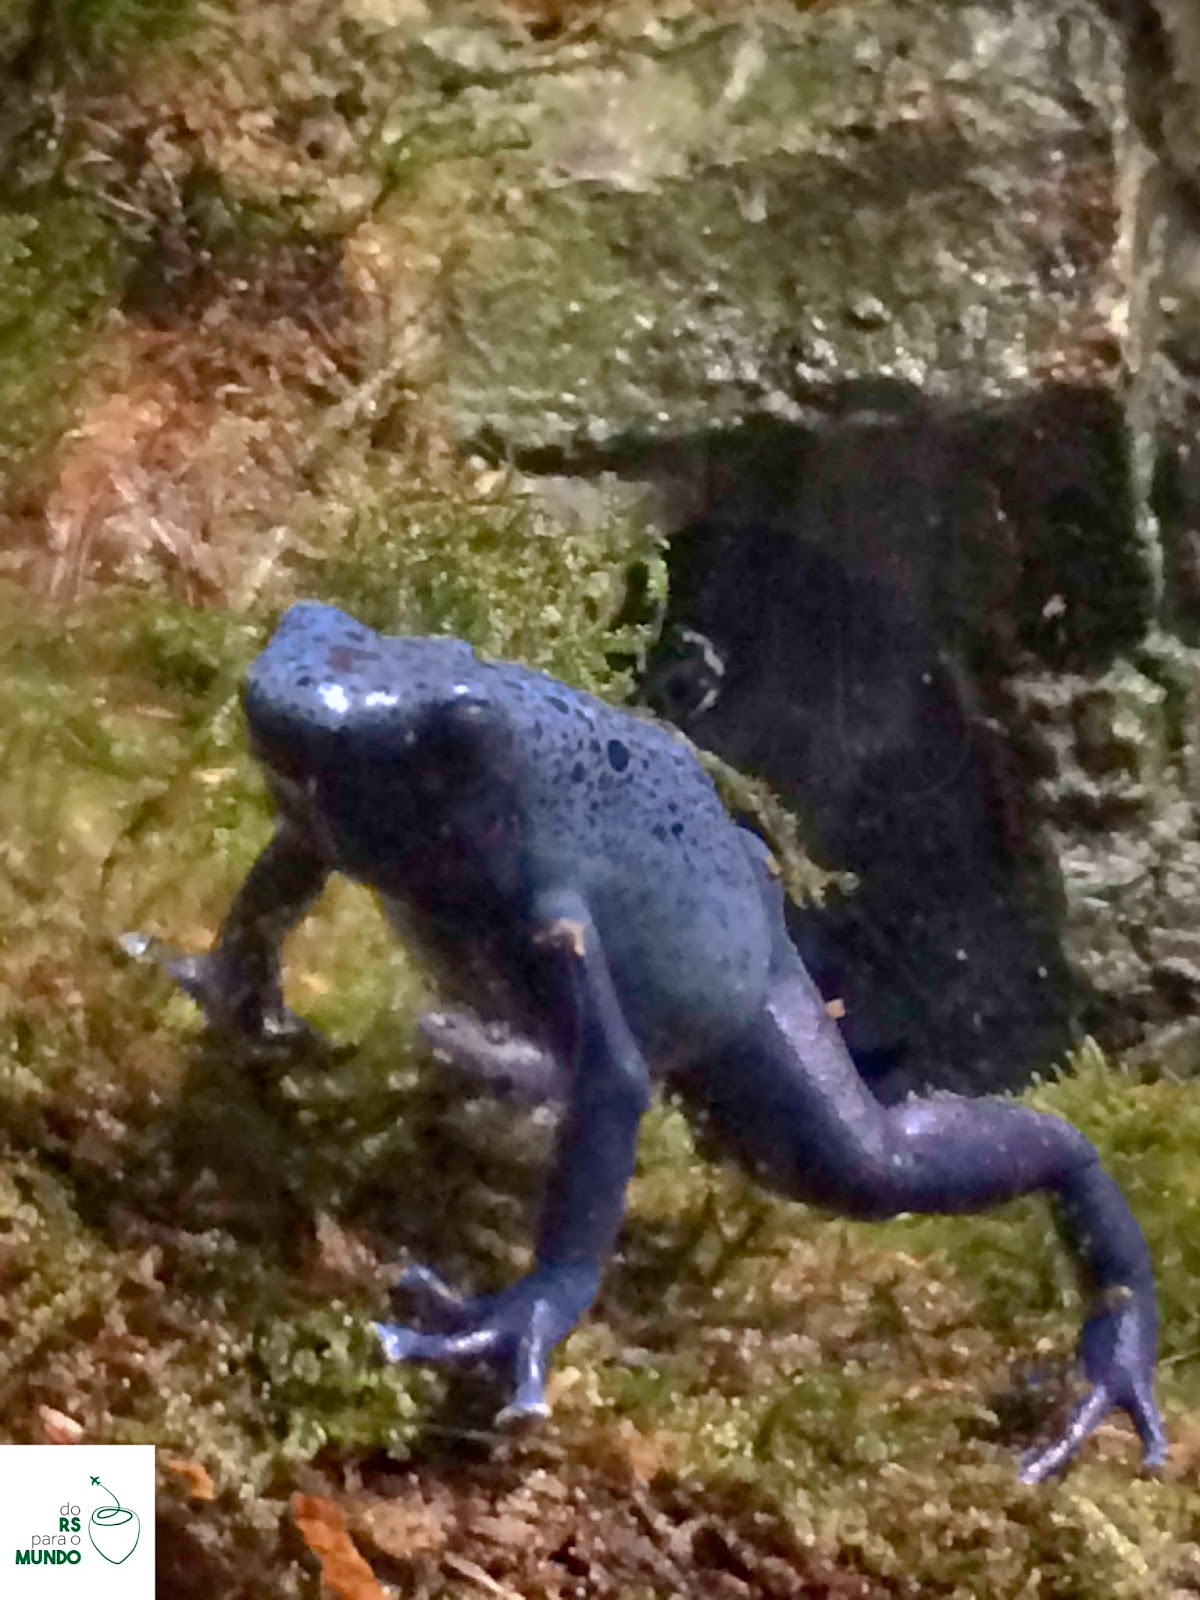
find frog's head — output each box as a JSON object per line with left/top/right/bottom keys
{"left": 243, "top": 602, "right": 479, "bottom": 775}
{"left": 242, "top": 604, "right": 517, "bottom": 881}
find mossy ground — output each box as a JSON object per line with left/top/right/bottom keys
{"left": 1, "top": 2, "right": 1199, "bottom": 1597}
{"left": 5, "top": 587, "right": 1200, "bottom": 1597}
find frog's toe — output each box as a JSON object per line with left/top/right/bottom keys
{"left": 252, "top": 1003, "right": 324, "bottom": 1048}
{"left": 121, "top": 932, "right": 204, "bottom": 994}
{"left": 118, "top": 931, "right": 163, "bottom": 964}
{"left": 123, "top": 937, "right": 225, "bottom": 1018}
{"left": 125, "top": 936, "right": 320, "bottom": 1047}
{"left": 1018, "top": 1387, "right": 1112, "bottom": 1483}
{"left": 373, "top": 1320, "right": 505, "bottom": 1366}
{"left": 123, "top": 937, "right": 234, "bottom": 1020}
{"left": 1129, "top": 1377, "right": 1169, "bottom": 1469}
{"left": 373, "top": 1321, "right": 424, "bottom": 1363}
{"left": 374, "top": 1263, "right": 596, "bottom": 1425}
{"left": 390, "top": 1264, "right": 472, "bottom": 1330}
{"left": 161, "top": 951, "right": 222, "bottom": 1006}
{"left": 1017, "top": 1373, "right": 1167, "bottom": 1484}
{"left": 495, "top": 1392, "right": 551, "bottom": 1428}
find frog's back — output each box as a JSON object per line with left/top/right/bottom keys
{"left": 246, "top": 605, "right": 773, "bottom": 1058}
{"left": 480, "top": 656, "right": 773, "bottom": 1057}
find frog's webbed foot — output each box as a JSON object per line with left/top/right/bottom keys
{"left": 1019, "top": 1287, "right": 1167, "bottom": 1483}
{"left": 374, "top": 1261, "right": 598, "bottom": 1423}
{"left": 121, "top": 934, "right": 321, "bottom": 1050}
{"left": 417, "top": 1010, "right": 566, "bottom": 1104}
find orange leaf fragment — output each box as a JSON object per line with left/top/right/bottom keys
{"left": 164, "top": 1456, "right": 216, "bottom": 1501}
{"left": 292, "top": 1494, "right": 388, "bottom": 1600}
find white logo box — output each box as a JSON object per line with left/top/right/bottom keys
{"left": 0, "top": 1445, "right": 154, "bottom": 1599}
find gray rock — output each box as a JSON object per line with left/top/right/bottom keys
{"left": 440, "top": 0, "right": 1200, "bottom": 1090}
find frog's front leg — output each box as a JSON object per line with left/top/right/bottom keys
{"left": 375, "top": 888, "right": 651, "bottom": 1420}
{"left": 134, "top": 819, "right": 329, "bottom": 1044}
{"left": 417, "top": 1010, "right": 567, "bottom": 1104}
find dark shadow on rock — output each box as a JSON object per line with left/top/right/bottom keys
{"left": 481, "top": 379, "right": 1147, "bottom": 1097}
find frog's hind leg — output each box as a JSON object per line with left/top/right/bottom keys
{"left": 683, "top": 967, "right": 1166, "bottom": 1482}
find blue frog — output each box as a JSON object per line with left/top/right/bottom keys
{"left": 144, "top": 601, "right": 1166, "bottom": 1481}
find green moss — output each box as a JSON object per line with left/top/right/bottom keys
{"left": 253, "top": 1305, "right": 425, "bottom": 1462}
{"left": 306, "top": 486, "right": 665, "bottom": 699}
{"left": 697, "top": 748, "right": 848, "bottom": 905}
{"left": 1, "top": 573, "right": 1199, "bottom": 1594}
{"left": 584, "top": 1068, "right": 1200, "bottom": 1599}
{"left": 2, "top": 0, "right": 200, "bottom": 75}
{"left": 0, "top": 0, "right": 36, "bottom": 62}
{"left": 118, "top": 602, "right": 261, "bottom": 705}
{"left": 0, "top": 197, "right": 125, "bottom": 462}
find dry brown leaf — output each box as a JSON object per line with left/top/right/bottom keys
{"left": 164, "top": 1456, "right": 216, "bottom": 1502}
{"left": 1163, "top": 1419, "right": 1200, "bottom": 1481}
{"left": 309, "top": 1214, "right": 383, "bottom": 1294}
{"left": 472, "top": 1513, "right": 539, "bottom": 1547}
{"left": 346, "top": 1493, "right": 449, "bottom": 1560}
{"left": 36, "top": 1406, "right": 84, "bottom": 1444}
{"left": 291, "top": 1493, "right": 387, "bottom": 1600}
{"left": 443, "top": 1551, "right": 527, "bottom": 1600}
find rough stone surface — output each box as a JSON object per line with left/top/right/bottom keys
{"left": 440, "top": 0, "right": 1200, "bottom": 1092}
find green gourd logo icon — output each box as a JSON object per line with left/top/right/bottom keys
{"left": 88, "top": 1478, "right": 140, "bottom": 1565}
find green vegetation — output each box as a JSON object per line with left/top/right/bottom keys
{"left": 2, "top": 575, "right": 1199, "bottom": 1596}
{"left": 1, "top": 0, "right": 200, "bottom": 75}
{"left": 0, "top": 199, "right": 125, "bottom": 461}
{"left": 307, "top": 487, "right": 664, "bottom": 697}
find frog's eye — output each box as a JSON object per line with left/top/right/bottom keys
{"left": 405, "top": 696, "right": 516, "bottom": 785}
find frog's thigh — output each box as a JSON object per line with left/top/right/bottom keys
{"left": 690, "top": 972, "right": 1090, "bottom": 1220}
